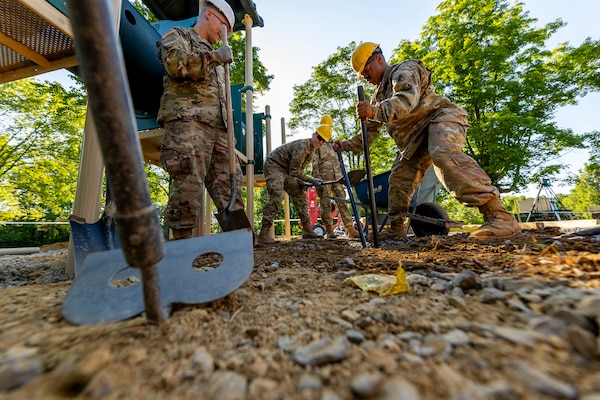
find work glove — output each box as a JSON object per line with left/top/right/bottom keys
{"left": 308, "top": 178, "right": 323, "bottom": 186}
{"left": 215, "top": 45, "right": 233, "bottom": 64}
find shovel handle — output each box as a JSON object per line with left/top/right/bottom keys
{"left": 358, "top": 86, "right": 379, "bottom": 247}
{"left": 65, "top": 0, "right": 166, "bottom": 323}
{"left": 221, "top": 25, "right": 237, "bottom": 211}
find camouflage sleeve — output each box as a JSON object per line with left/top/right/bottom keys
{"left": 372, "top": 63, "right": 423, "bottom": 124}
{"left": 158, "top": 28, "right": 222, "bottom": 80}
{"left": 289, "top": 143, "right": 311, "bottom": 182}
{"left": 311, "top": 148, "right": 322, "bottom": 178}
{"left": 341, "top": 120, "right": 383, "bottom": 154}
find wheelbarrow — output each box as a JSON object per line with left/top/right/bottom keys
{"left": 352, "top": 168, "right": 463, "bottom": 237}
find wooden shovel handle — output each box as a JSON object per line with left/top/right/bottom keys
{"left": 221, "top": 24, "right": 236, "bottom": 178}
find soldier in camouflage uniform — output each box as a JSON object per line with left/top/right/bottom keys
{"left": 311, "top": 118, "right": 360, "bottom": 239}
{"left": 257, "top": 125, "right": 332, "bottom": 244}
{"left": 156, "top": 0, "right": 243, "bottom": 240}
{"left": 335, "top": 43, "right": 520, "bottom": 241}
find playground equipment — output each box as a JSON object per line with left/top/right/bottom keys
{"left": 520, "top": 178, "right": 574, "bottom": 222}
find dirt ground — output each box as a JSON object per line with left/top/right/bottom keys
{"left": 1, "top": 226, "right": 600, "bottom": 399}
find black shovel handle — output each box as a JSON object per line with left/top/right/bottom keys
{"left": 65, "top": 0, "right": 165, "bottom": 322}
{"left": 336, "top": 148, "right": 367, "bottom": 248}
{"left": 358, "top": 86, "right": 379, "bottom": 247}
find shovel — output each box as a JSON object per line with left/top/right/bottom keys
{"left": 300, "top": 169, "right": 366, "bottom": 188}
{"left": 358, "top": 85, "right": 379, "bottom": 247}
{"left": 68, "top": 182, "right": 120, "bottom": 274}
{"left": 215, "top": 24, "right": 253, "bottom": 232}
{"left": 62, "top": 0, "right": 253, "bottom": 325}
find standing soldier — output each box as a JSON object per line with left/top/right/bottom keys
{"left": 335, "top": 42, "right": 520, "bottom": 240}
{"left": 311, "top": 116, "right": 361, "bottom": 239}
{"left": 257, "top": 122, "right": 332, "bottom": 244}
{"left": 156, "top": 0, "right": 245, "bottom": 240}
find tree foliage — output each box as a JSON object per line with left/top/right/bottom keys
{"left": 0, "top": 80, "right": 87, "bottom": 220}
{"left": 392, "top": 0, "right": 599, "bottom": 192}
{"left": 562, "top": 131, "right": 600, "bottom": 213}
{"left": 562, "top": 163, "right": 600, "bottom": 213}
{"left": 288, "top": 44, "right": 395, "bottom": 173}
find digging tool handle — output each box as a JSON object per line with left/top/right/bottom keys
{"left": 65, "top": 0, "right": 165, "bottom": 322}
{"left": 336, "top": 148, "right": 367, "bottom": 248}
{"left": 358, "top": 86, "right": 379, "bottom": 247}
{"left": 222, "top": 25, "right": 237, "bottom": 213}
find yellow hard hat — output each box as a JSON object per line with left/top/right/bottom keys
{"left": 316, "top": 124, "right": 332, "bottom": 142}
{"left": 320, "top": 115, "right": 333, "bottom": 126}
{"left": 351, "top": 42, "right": 380, "bottom": 76}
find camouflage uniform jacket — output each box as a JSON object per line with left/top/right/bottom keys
{"left": 343, "top": 60, "right": 468, "bottom": 159}
{"left": 266, "top": 139, "right": 315, "bottom": 183}
{"left": 312, "top": 143, "right": 342, "bottom": 182}
{"left": 156, "top": 27, "right": 227, "bottom": 128}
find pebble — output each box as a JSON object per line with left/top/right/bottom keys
{"left": 349, "top": 372, "right": 385, "bottom": 397}
{"left": 452, "top": 269, "right": 478, "bottom": 290}
{"left": 0, "top": 356, "right": 42, "bottom": 391}
{"left": 291, "top": 336, "right": 350, "bottom": 366}
{"left": 479, "top": 287, "right": 508, "bottom": 304}
{"left": 506, "top": 360, "right": 577, "bottom": 399}
{"left": 206, "top": 371, "right": 247, "bottom": 400}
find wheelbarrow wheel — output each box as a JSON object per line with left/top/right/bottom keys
{"left": 312, "top": 224, "right": 325, "bottom": 237}
{"left": 410, "top": 202, "right": 451, "bottom": 237}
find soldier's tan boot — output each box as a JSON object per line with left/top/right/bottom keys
{"left": 325, "top": 225, "right": 337, "bottom": 239}
{"left": 470, "top": 197, "right": 522, "bottom": 240}
{"left": 172, "top": 228, "right": 193, "bottom": 240}
{"left": 371, "top": 218, "right": 407, "bottom": 241}
{"left": 301, "top": 222, "right": 321, "bottom": 239}
{"left": 257, "top": 221, "right": 276, "bottom": 245}
{"left": 346, "top": 225, "right": 360, "bottom": 239}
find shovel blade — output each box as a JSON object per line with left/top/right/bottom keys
{"left": 69, "top": 214, "right": 121, "bottom": 275}
{"left": 215, "top": 208, "right": 252, "bottom": 232}
{"left": 345, "top": 169, "right": 366, "bottom": 186}
{"left": 62, "top": 229, "right": 254, "bottom": 325}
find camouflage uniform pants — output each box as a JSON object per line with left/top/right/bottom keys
{"left": 160, "top": 118, "right": 244, "bottom": 230}
{"left": 316, "top": 183, "right": 353, "bottom": 228}
{"left": 387, "top": 121, "right": 499, "bottom": 222}
{"left": 261, "top": 161, "right": 310, "bottom": 226}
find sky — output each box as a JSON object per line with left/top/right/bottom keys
{"left": 42, "top": 0, "right": 599, "bottom": 197}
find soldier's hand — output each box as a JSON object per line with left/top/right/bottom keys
{"left": 308, "top": 178, "right": 323, "bottom": 186}
{"left": 215, "top": 45, "right": 233, "bottom": 64}
{"left": 356, "top": 101, "right": 373, "bottom": 120}
{"left": 332, "top": 140, "right": 344, "bottom": 152}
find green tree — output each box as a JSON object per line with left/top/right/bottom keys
{"left": 562, "top": 163, "right": 600, "bottom": 213}
{"left": 393, "top": 0, "right": 599, "bottom": 193}
{"left": 288, "top": 44, "right": 396, "bottom": 173}
{"left": 0, "top": 79, "right": 87, "bottom": 220}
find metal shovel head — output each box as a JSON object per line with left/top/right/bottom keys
{"left": 299, "top": 169, "right": 366, "bottom": 188}
{"left": 69, "top": 213, "right": 121, "bottom": 274}
{"left": 346, "top": 169, "right": 366, "bottom": 186}
{"left": 215, "top": 208, "right": 252, "bottom": 232}
{"left": 62, "top": 229, "right": 254, "bottom": 325}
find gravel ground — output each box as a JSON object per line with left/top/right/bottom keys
{"left": 1, "top": 229, "right": 600, "bottom": 399}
